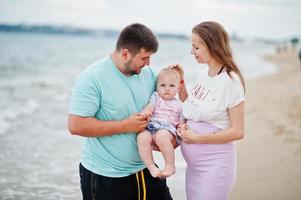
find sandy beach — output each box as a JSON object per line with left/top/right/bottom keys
{"left": 230, "top": 49, "right": 301, "bottom": 200}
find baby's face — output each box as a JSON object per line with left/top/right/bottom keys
{"left": 156, "top": 73, "right": 180, "bottom": 100}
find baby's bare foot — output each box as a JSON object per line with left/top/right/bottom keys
{"left": 161, "top": 165, "right": 175, "bottom": 177}
{"left": 148, "top": 166, "right": 161, "bottom": 178}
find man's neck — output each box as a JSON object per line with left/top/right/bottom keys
{"left": 111, "top": 51, "right": 127, "bottom": 75}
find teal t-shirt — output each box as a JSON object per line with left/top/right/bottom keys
{"left": 69, "top": 56, "right": 156, "bottom": 177}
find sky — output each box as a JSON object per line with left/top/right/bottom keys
{"left": 0, "top": 0, "right": 301, "bottom": 39}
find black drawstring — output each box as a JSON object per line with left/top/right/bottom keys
{"left": 217, "top": 66, "right": 224, "bottom": 75}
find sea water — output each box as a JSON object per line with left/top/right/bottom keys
{"left": 0, "top": 32, "right": 277, "bottom": 199}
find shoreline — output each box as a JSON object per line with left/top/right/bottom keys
{"left": 230, "top": 49, "right": 301, "bottom": 200}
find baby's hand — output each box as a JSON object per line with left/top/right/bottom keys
{"left": 140, "top": 111, "right": 152, "bottom": 121}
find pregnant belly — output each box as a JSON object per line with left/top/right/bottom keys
{"left": 180, "top": 120, "right": 235, "bottom": 166}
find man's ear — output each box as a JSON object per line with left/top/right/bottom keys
{"left": 121, "top": 49, "right": 130, "bottom": 61}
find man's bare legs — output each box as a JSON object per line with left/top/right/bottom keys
{"left": 137, "top": 130, "right": 161, "bottom": 177}
{"left": 155, "top": 129, "right": 175, "bottom": 177}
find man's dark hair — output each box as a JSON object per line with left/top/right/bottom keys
{"left": 116, "top": 23, "right": 158, "bottom": 54}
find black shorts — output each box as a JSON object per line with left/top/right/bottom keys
{"left": 79, "top": 163, "right": 173, "bottom": 200}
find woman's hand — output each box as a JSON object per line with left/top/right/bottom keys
{"left": 169, "top": 64, "right": 184, "bottom": 81}
{"left": 169, "top": 64, "right": 188, "bottom": 101}
{"left": 177, "top": 123, "right": 198, "bottom": 144}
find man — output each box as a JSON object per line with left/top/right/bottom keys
{"left": 68, "top": 23, "right": 173, "bottom": 200}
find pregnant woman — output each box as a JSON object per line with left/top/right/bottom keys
{"left": 177, "top": 21, "right": 246, "bottom": 200}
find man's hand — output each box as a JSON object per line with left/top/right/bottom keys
{"left": 122, "top": 113, "right": 148, "bottom": 133}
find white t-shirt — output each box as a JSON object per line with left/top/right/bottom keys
{"left": 182, "top": 68, "right": 245, "bottom": 129}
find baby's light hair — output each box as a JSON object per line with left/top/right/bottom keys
{"left": 157, "top": 67, "right": 181, "bottom": 84}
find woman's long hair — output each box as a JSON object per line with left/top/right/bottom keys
{"left": 192, "top": 21, "right": 246, "bottom": 92}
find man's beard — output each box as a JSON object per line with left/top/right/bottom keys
{"left": 124, "top": 59, "right": 140, "bottom": 76}
{"left": 124, "top": 59, "right": 138, "bottom": 75}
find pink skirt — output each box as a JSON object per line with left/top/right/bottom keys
{"left": 180, "top": 120, "right": 236, "bottom": 200}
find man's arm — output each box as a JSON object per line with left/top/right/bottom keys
{"left": 68, "top": 113, "right": 148, "bottom": 137}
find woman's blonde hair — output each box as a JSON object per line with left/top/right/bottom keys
{"left": 192, "top": 21, "right": 245, "bottom": 92}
